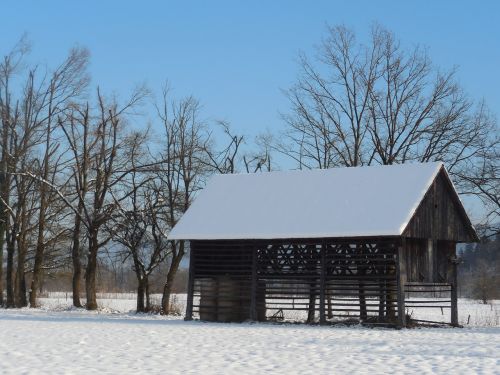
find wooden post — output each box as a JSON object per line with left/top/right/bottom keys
{"left": 306, "top": 245, "right": 317, "bottom": 323}
{"left": 184, "top": 241, "right": 195, "bottom": 321}
{"left": 396, "top": 239, "right": 407, "bottom": 328}
{"left": 450, "top": 253, "right": 459, "bottom": 327}
{"left": 249, "top": 245, "right": 258, "bottom": 321}
{"left": 358, "top": 244, "right": 367, "bottom": 321}
{"left": 378, "top": 277, "right": 386, "bottom": 320}
{"left": 319, "top": 244, "right": 326, "bottom": 325}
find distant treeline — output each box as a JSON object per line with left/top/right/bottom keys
{"left": 459, "top": 235, "right": 500, "bottom": 302}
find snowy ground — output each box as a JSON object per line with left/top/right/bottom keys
{"left": 37, "top": 292, "right": 500, "bottom": 327}
{"left": 1, "top": 296, "right": 499, "bottom": 374}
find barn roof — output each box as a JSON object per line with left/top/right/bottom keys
{"left": 168, "top": 162, "right": 471, "bottom": 240}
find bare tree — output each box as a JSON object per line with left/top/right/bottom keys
{"left": 279, "top": 25, "right": 381, "bottom": 169}
{"left": 455, "top": 127, "right": 499, "bottom": 237}
{"left": 280, "top": 23, "right": 498, "bottom": 225}
{"left": 29, "top": 48, "right": 90, "bottom": 307}
{"left": 206, "top": 121, "right": 272, "bottom": 173}
{"left": 107, "top": 131, "right": 168, "bottom": 312}
{"left": 153, "top": 87, "right": 211, "bottom": 314}
{"left": 0, "top": 36, "right": 31, "bottom": 306}
{"left": 0, "top": 38, "right": 89, "bottom": 308}
{"left": 471, "top": 260, "right": 497, "bottom": 304}
{"left": 281, "top": 25, "right": 496, "bottom": 167}
{"left": 59, "top": 87, "right": 147, "bottom": 310}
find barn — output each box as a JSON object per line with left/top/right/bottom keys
{"left": 168, "top": 162, "right": 478, "bottom": 327}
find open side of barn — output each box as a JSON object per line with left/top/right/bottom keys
{"left": 172, "top": 163, "right": 478, "bottom": 328}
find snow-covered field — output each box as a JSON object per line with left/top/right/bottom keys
{"left": 1, "top": 296, "right": 499, "bottom": 374}
{"left": 37, "top": 292, "right": 500, "bottom": 327}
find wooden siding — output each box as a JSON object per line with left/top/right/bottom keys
{"left": 403, "top": 168, "right": 476, "bottom": 242}
{"left": 403, "top": 238, "right": 456, "bottom": 283}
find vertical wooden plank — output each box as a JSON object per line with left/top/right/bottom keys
{"left": 249, "top": 243, "right": 258, "bottom": 321}
{"left": 450, "top": 244, "right": 459, "bottom": 327}
{"left": 432, "top": 239, "right": 439, "bottom": 282}
{"left": 319, "top": 243, "right": 326, "bottom": 325}
{"left": 358, "top": 244, "right": 367, "bottom": 321}
{"left": 378, "top": 245, "right": 387, "bottom": 319}
{"left": 426, "top": 239, "right": 435, "bottom": 282}
{"left": 396, "top": 238, "right": 407, "bottom": 328}
{"left": 184, "top": 241, "right": 195, "bottom": 321}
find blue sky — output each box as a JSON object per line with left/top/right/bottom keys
{"left": 0, "top": 1, "right": 498, "bottom": 220}
{"left": 1, "top": 1, "right": 498, "bottom": 137}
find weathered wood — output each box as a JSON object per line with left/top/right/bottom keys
{"left": 396, "top": 239, "right": 407, "bottom": 328}
{"left": 319, "top": 245, "right": 326, "bottom": 324}
{"left": 184, "top": 241, "right": 195, "bottom": 321}
{"left": 191, "top": 238, "right": 401, "bottom": 325}
{"left": 249, "top": 245, "right": 258, "bottom": 321}
{"left": 188, "top": 234, "right": 468, "bottom": 328}
{"left": 450, "top": 253, "right": 459, "bottom": 327}
{"left": 403, "top": 168, "right": 477, "bottom": 242}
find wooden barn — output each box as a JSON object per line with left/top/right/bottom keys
{"left": 169, "top": 162, "right": 478, "bottom": 327}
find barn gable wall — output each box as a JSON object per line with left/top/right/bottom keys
{"left": 403, "top": 169, "right": 475, "bottom": 242}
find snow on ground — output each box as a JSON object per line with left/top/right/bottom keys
{"left": 1, "top": 296, "right": 499, "bottom": 375}
{"left": 38, "top": 293, "right": 500, "bottom": 327}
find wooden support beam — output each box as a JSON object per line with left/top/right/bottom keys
{"left": 319, "top": 244, "right": 326, "bottom": 325}
{"left": 396, "top": 239, "right": 407, "bottom": 328}
{"left": 249, "top": 245, "right": 258, "bottom": 321}
{"left": 450, "top": 252, "right": 459, "bottom": 327}
{"left": 358, "top": 244, "right": 367, "bottom": 321}
{"left": 184, "top": 241, "right": 195, "bottom": 321}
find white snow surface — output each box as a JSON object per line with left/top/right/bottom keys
{"left": 169, "top": 162, "right": 445, "bottom": 240}
{"left": 1, "top": 303, "right": 499, "bottom": 374}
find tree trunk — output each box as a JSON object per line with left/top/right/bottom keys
{"left": 72, "top": 255, "right": 82, "bottom": 308}
{"left": 136, "top": 278, "right": 145, "bottom": 313}
{"left": 0, "top": 117, "right": 10, "bottom": 307}
{"left": 162, "top": 271, "right": 175, "bottom": 314}
{"left": 15, "top": 241, "right": 28, "bottom": 307}
{"left": 30, "top": 117, "right": 52, "bottom": 308}
{"left": 161, "top": 245, "right": 184, "bottom": 314}
{"left": 71, "top": 212, "right": 83, "bottom": 308}
{"left": 145, "top": 277, "right": 151, "bottom": 312}
{"left": 0, "top": 190, "right": 5, "bottom": 306}
{"left": 6, "top": 231, "right": 15, "bottom": 307}
{"left": 29, "top": 235, "right": 45, "bottom": 307}
{"left": 85, "top": 232, "right": 99, "bottom": 310}
{"left": 0, "top": 226, "right": 4, "bottom": 306}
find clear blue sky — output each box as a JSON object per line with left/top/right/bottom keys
{"left": 0, "top": 0, "right": 498, "bottom": 220}
{"left": 1, "top": 0, "right": 498, "bottom": 136}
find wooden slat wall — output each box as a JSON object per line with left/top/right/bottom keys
{"left": 404, "top": 170, "right": 474, "bottom": 242}
{"left": 190, "top": 238, "right": 402, "bottom": 326}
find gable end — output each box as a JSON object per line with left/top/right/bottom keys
{"left": 402, "top": 167, "right": 478, "bottom": 242}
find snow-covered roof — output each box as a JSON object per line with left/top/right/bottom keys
{"left": 168, "top": 162, "right": 445, "bottom": 240}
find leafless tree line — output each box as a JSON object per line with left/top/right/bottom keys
{"left": 0, "top": 37, "right": 266, "bottom": 312}
{"left": 0, "top": 25, "right": 498, "bottom": 312}
{"left": 274, "top": 24, "right": 498, "bottom": 235}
